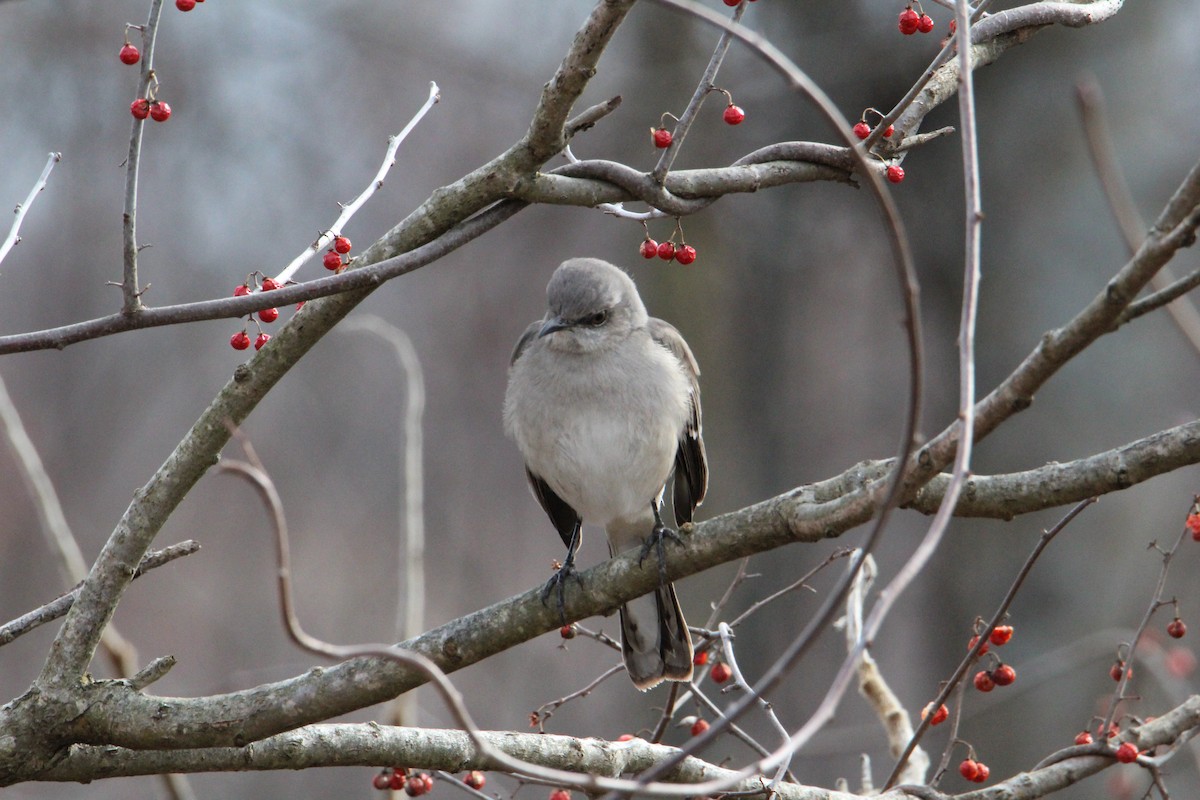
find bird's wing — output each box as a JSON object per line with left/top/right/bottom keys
{"left": 509, "top": 319, "right": 543, "bottom": 366}
{"left": 647, "top": 317, "right": 708, "bottom": 523}
{"left": 526, "top": 468, "right": 582, "bottom": 550}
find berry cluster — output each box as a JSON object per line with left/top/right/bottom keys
{"left": 639, "top": 221, "right": 697, "bottom": 265}
{"left": 372, "top": 768, "right": 435, "bottom": 796}
{"left": 971, "top": 623, "right": 1017, "bottom": 693}
{"left": 130, "top": 97, "right": 172, "bottom": 122}
{"left": 324, "top": 235, "right": 353, "bottom": 271}
{"left": 640, "top": 237, "right": 697, "bottom": 265}
{"left": 958, "top": 758, "right": 990, "bottom": 783}
{"left": 852, "top": 108, "right": 894, "bottom": 141}
{"left": 229, "top": 273, "right": 293, "bottom": 351}
{"left": 898, "top": 4, "right": 935, "bottom": 34}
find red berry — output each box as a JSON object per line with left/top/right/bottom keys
{"left": 722, "top": 104, "right": 745, "bottom": 125}
{"left": 389, "top": 770, "right": 407, "bottom": 790}
{"left": 560, "top": 624, "right": 576, "bottom": 639}
{"left": 949, "top": 19, "right": 957, "bottom": 34}
{"left": 405, "top": 773, "right": 432, "bottom": 796}
{"left": 690, "top": 718, "right": 710, "bottom": 737}
{"left": 973, "top": 670, "right": 995, "bottom": 692}
{"left": 1188, "top": 513, "right": 1200, "bottom": 539}
{"left": 323, "top": 251, "right": 343, "bottom": 270}
{"left": 710, "top": 663, "right": 732, "bottom": 683}
{"left": 261, "top": 277, "right": 279, "bottom": 292}
{"left": 991, "top": 663, "right": 1016, "bottom": 686}
{"left": 883, "top": 124, "right": 895, "bottom": 138}
{"left": 853, "top": 121, "right": 871, "bottom": 140}
{"left": 917, "top": 14, "right": 935, "bottom": 33}
{"left": 130, "top": 98, "right": 151, "bottom": 119}
{"left": 1110, "top": 661, "right": 1131, "bottom": 682}
{"left": 968, "top": 635, "right": 990, "bottom": 655}
{"left": 886, "top": 164, "right": 905, "bottom": 184}
{"left": 1075, "top": 731, "right": 1094, "bottom": 746}
{"left": 230, "top": 331, "right": 251, "bottom": 351}
{"left": 652, "top": 127, "right": 673, "bottom": 149}
{"left": 921, "top": 702, "right": 949, "bottom": 726}
{"left": 333, "top": 236, "right": 352, "bottom": 254}
{"left": 675, "top": 244, "right": 697, "bottom": 265}
{"left": 374, "top": 771, "right": 394, "bottom": 791}
{"left": 693, "top": 650, "right": 709, "bottom": 666}
{"left": 1168, "top": 618, "right": 1187, "bottom": 638}
{"left": 989, "top": 625, "right": 1014, "bottom": 646}
{"left": 972, "top": 762, "right": 990, "bottom": 783}
{"left": 1115, "top": 742, "right": 1139, "bottom": 764}
{"left": 1100, "top": 721, "right": 1121, "bottom": 739}
{"left": 233, "top": 284, "right": 251, "bottom": 297}
{"left": 616, "top": 733, "right": 635, "bottom": 742}
{"left": 149, "top": 101, "right": 172, "bottom": 122}
{"left": 656, "top": 241, "right": 676, "bottom": 261}
{"left": 258, "top": 307, "right": 279, "bottom": 323}
{"left": 119, "top": 43, "right": 140, "bottom": 65}
{"left": 464, "top": 771, "right": 485, "bottom": 791}
{"left": 898, "top": 7, "right": 920, "bottom": 34}
{"left": 176, "top": 0, "right": 196, "bottom": 10}
{"left": 723, "top": 0, "right": 740, "bottom": 5}
{"left": 254, "top": 333, "right": 271, "bottom": 350}
{"left": 549, "top": 790, "right": 571, "bottom": 800}
{"left": 958, "top": 759, "right": 979, "bottom": 781}
{"left": 640, "top": 238, "right": 658, "bottom": 259}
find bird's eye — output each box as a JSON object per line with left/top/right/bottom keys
{"left": 583, "top": 310, "right": 609, "bottom": 327}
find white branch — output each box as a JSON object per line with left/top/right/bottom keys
{"left": 273, "top": 82, "right": 440, "bottom": 285}
{"left": 0, "top": 153, "right": 61, "bottom": 268}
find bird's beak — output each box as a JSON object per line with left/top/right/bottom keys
{"left": 538, "top": 316, "right": 569, "bottom": 338}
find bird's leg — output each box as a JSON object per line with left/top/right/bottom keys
{"left": 639, "top": 501, "right": 683, "bottom": 586}
{"left": 541, "top": 521, "right": 583, "bottom": 625}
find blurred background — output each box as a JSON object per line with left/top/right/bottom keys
{"left": 1, "top": 1, "right": 1198, "bottom": 798}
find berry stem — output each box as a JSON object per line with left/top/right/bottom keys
{"left": 649, "top": 1, "right": 747, "bottom": 184}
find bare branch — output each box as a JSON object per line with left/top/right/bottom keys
{"left": 120, "top": 0, "right": 165, "bottom": 314}
{"left": 0, "top": 540, "right": 200, "bottom": 647}
{"left": 0, "top": 152, "right": 60, "bottom": 268}
{"left": 274, "top": 82, "right": 441, "bottom": 286}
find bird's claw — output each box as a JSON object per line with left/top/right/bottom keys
{"left": 540, "top": 560, "right": 583, "bottom": 626}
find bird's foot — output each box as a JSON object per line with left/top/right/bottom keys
{"left": 540, "top": 558, "right": 583, "bottom": 626}
{"left": 638, "top": 521, "right": 684, "bottom": 586}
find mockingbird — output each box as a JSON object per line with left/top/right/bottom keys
{"left": 504, "top": 257, "right": 707, "bottom": 690}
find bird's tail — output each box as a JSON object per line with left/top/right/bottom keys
{"left": 619, "top": 580, "right": 693, "bottom": 691}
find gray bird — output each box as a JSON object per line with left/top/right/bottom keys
{"left": 504, "top": 257, "right": 707, "bottom": 690}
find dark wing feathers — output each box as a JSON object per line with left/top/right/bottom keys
{"left": 526, "top": 468, "right": 581, "bottom": 550}
{"left": 647, "top": 317, "right": 708, "bottom": 523}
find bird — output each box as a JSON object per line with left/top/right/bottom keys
{"left": 503, "top": 257, "right": 707, "bottom": 690}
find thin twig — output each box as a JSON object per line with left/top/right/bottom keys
{"left": 882, "top": 497, "right": 1097, "bottom": 789}
{"left": 531, "top": 664, "right": 625, "bottom": 731}
{"left": 274, "top": 82, "right": 441, "bottom": 286}
{"left": 725, "top": 548, "right": 853, "bottom": 629}
{"left": 0, "top": 540, "right": 200, "bottom": 647}
{"left": 649, "top": 2, "right": 746, "bottom": 183}
{"left": 1099, "top": 498, "right": 1199, "bottom": 735}
{"left": 0, "top": 152, "right": 61, "bottom": 267}
{"left": 1076, "top": 75, "right": 1200, "bottom": 356}
{"left": 120, "top": 0, "right": 165, "bottom": 314}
